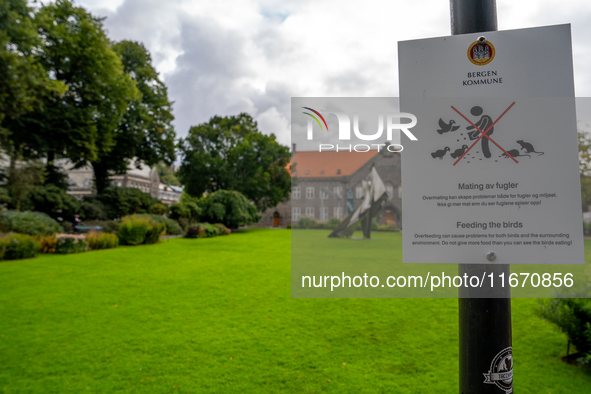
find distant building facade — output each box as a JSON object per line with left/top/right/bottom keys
{"left": 255, "top": 146, "right": 402, "bottom": 228}
{"left": 56, "top": 159, "right": 182, "bottom": 205}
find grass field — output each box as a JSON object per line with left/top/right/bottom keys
{"left": 0, "top": 229, "right": 590, "bottom": 393}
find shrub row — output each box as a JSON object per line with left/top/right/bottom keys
{"left": 292, "top": 217, "right": 399, "bottom": 232}
{"left": 117, "top": 215, "right": 165, "bottom": 246}
{"left": 184, "top": 223, "right": 230, "bottom": 239}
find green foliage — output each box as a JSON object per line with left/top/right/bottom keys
{"left": 377, "top": 223, "right": 400, "bottom": 232}
{"left": 86, "top": 232, "right": 119, "bottom": 250}
{"left": 156, "top": 163, "right": 181, "bottom": 186}
{"left": 118, "top": 215, "right": 164, "bottom": 246}
{"left": 38, "top": 235, "right": 57, "bottom": 254}
{"left": 294, "top": 217, "right": 315, "bottom": 229}
{"left": 93, "top": 186, "right": 161, "bottom": 219}
{"left": 198, "top": 190, "right": 260, "bottom": 229}
{"left": 19, "top": 0, "right": 138, "bottom": 176}
{"left": 0, "top": 233, "right": 40, "bottom": 260}
{"left": 0, "top": 0, "right": 67, "bottom": 132}
{"left": 213, "top": 223, "right": 230, "bottom": 235}
{"left": 135, "top": 214, "right": 182, "bottom": 235}
{"left": 168, "top": 201, "right": 201, "bottom": 225}
{"left": 5, "top": 162, "right": 45, "bottom": 211}
{"left": 184, "top": 226, "right": 205, "bottom": 239}
{"left": 24, "top": 184, "right": 81, "bottom": 222}
{"left": 55, "top": 238, "right": 88, "bottom": 254}
{"left": 0, "top": 210, "right": 61, "bottom": 236}
{"left": 538, "top": 298, "right": 591, "bottom": 364}
{"left": 178, "top": 113, "right": 291, "bottom": 211}
{"left": 91, "top": 40, "right": 176, "bottom": 193}
{"left": 184, "top": 223, "right": 222, "bottom": 239}
{"left": 80, "top": 200, "right": 108, "bottom": 221}
{"left": 325, "top": 217, "right": 342, "bottom": 230}
{"left": 149, "top": 203, "right": 169, "bottom": 216}
{"left": 579, "top": 131, "right": 591, "bottom": 176}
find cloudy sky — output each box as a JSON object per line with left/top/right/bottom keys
{"left": 74, "top": 0, "right": 591, "bottom": 146}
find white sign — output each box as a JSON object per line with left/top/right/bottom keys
{"left": 398, "top": 24, "right": 584, "bottom": 264}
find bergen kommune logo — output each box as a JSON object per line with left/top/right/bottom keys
{"left": 301, "top": 106, "right": 418, "bottom": 152}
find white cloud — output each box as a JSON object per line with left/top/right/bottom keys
{"left": 74, "top": 0, "right": 591, "bottom": 145}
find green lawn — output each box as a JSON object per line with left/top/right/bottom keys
{"left": 0, "top": 229, "right": 590, "bottom": 393}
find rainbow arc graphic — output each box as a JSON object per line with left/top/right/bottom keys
{"left": 302, "top": 107, "right": 329, "bottom": 131}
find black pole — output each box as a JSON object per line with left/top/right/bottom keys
{"left": 451, "top": 1, "right": 513, "bottom": 394}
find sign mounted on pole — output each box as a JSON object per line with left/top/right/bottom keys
{"left": 398, "top": 24, "right": 583, "bottom": 264}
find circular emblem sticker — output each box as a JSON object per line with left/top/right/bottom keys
{"left": 467, "top": 38, "right": 495, "bottom": 66}
{"left": 483, "top": 346, "right": 513, "bottom": 393}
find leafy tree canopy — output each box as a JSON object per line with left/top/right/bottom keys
{"left": 178, "top": 113, "right": 290, "bottom": 211}
{"left": 17, "top": 0, "right": 138, "bottom": 167}
{"left": 90, "top": 40, "right": 176, "bottom": 193}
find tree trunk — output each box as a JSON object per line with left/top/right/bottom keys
{"left": 91, "top": 161, "right": 110, "bottom": 195}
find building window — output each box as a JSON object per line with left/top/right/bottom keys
{"left": 333, "top": 186, "right": 342, "bottom": 198}
{"left": 306, "top": 187, "right": 315, "bottom": 199}
{"left": 386, "top": 185, "right": 394, "bottom": 199}
{"left": 320, "top": 207, "right": 328, "bottom": 221}
{"left": 305, "top": 207, "right": 314, "bottom": 218}
{"left": 346, "top": 189, "right": 354, "bottom": 199}
{"left": 292, "top": 207, "right": 301, "bottom": 221}
{"left": 356, "top": 186, "right": 363, "bottom": 199}
{"left": 292, "top": 187, "right": 300, "bottom": 199}
{"left": 334, "top": 207, "right": 343, "bottom": 219}
{"left": 319, "top": 189, "right": 328, "bottom": 200}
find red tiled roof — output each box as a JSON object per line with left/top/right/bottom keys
{"left": 289, "top": 150, "right": 379, "bottom": 178}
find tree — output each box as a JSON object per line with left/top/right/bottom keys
{"left": 178, "top": 113, "right": 291, "bottom": 211}
{"left": 156, "top": 163, "right": 181, "bottom": 186}
{"left": 91, "top": 186, "right": 161, "bottom": 219}
{"left": 5, "top": 162, "right": 45, "bottom": 211}
{"left": 89, "top": 40, "right": 176, "bottom": 193}
{"left": 14, "top": 0, "right": 138, "bottom": 190}
{"left": 0, "top": 0, "right": 66, "bottom": 132}
{"left": 198, "top": 190, "right": 261, "bottom": 229}
{"left": 579, "top": 131, "right": 591, "bottom": 211}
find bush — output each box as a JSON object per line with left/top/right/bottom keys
{"left": 149, "top": 203, "right": 169, "bottom": 216}
{"left": 538, "top": 298, "right": 591, "bottom": 364}
{"left": 135, "top": 214, "right": 182, "bottom": 235}
{"left": 0, "top": 234, "right": 40, "bottom": 260}
{"left": 296, "top": 217, "right": 315, "bottom": 229}
{"left": 184, "top": 223, "right": 221, "bottom": 239}
{"left": 86, "top": 232, "right": 119, "bottom": 250}
{"left": 198, "top": 190, "right": 260, "bottom": 229}
{"left": 185, "top": 226, "right": 205, "bottom": 239}
{"left": 197, "top": 223, "right": 220, "bottom": 237}
{"left": 325, "top": 218, "right": 342, "bottom": 230}
{"left": 377, "top": 223, "right": 399, "bottom": 232}
{"left": 92, "top": 186, "right": 161, "bottom": 219}
{"left": 39, "top": 235, "right": 57, "bottom": 254}
{"left": 213, "top": 223, "right": 230, "bottom": 235}
{"left": 118, "top": 215, "right": 165, "bottom": 245}
{"left": 24, "top": 184, "right": 81, "bottom": 223}
{"left": 0, "top": 210, "right": 62, "bottom": 236}
{"left": 80, "top": 200, "right": 108, "bottom": 221}
{"left": 55, "top": 238, "right": 88, "bottom": 254}
{"left": 144, "top": 223, "right": 166, "bottom": 245}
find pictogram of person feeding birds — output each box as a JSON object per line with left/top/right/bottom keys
{"left": 431, "top": 104, "right": 544, "bottom": 164}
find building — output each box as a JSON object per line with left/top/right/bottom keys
{"left": 255, "top": 146, "right": 402, "bottom": 228}
{"left": 56, "top": 159, "right": 183, "bottom": 204}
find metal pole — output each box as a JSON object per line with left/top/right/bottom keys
{"left": 450, "top": 1, "right": 513, "bottom": 393}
